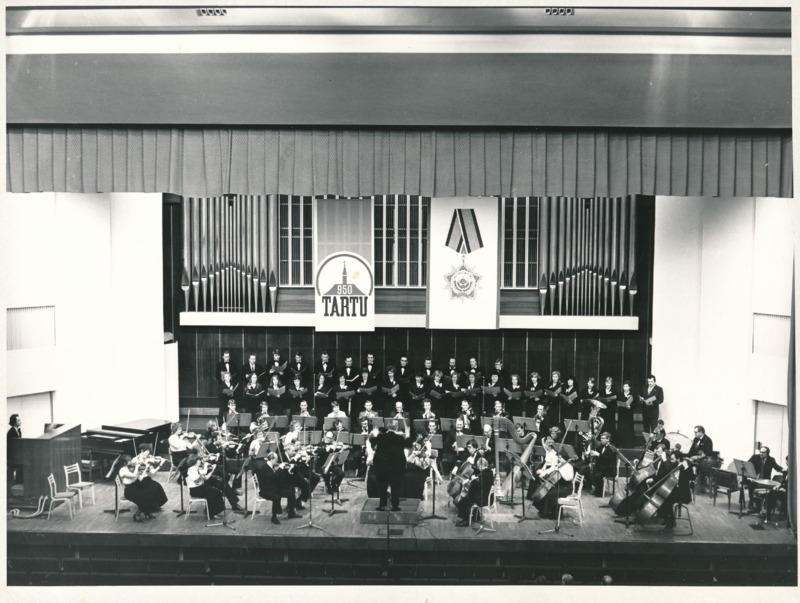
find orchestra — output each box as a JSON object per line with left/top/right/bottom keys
{"left": 61, "top": 349, "right": 784, "bottom": 539}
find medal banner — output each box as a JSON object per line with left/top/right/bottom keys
{"left": 427, "top": 197, "right": 499, "bottom": 329}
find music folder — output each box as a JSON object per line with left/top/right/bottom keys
{"left": 336, "top": 390, "right": 355, "bottom": 400}
{"left": 289, "top": 387, "right": 308, "bottom": 398}
{"left": 314, "top": 389, "right": 331, "bottom": 399}
{"left": 382, "top": 384, "right": 400, "bottom": 395}
{"left": 446, "top": 389, "right": 465, "bottom": 399}
{"left": 463, "top": 387, "right": 482, "bottom": 397}
{"left": 357, "top": 385, "right": 377, "bottom": 395}
{"left": 481, "top": 386, "right": 501, "bottom": 396}
{"left": 428, "top": 390, "right": 443, "bottom": 399}
{"left": 267, "top": 386, "right": 286, "bottom": 397}
{"left": 270, "top": 361, "right": 288, "bottom": 375}
{"left": 503, "top": 388, "right": 522, "bottom": 400}
{"left": 524, "top": 388, "right": 543, "bottom": 399}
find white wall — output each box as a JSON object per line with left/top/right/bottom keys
{"left": 653, "top": 196, "right": 792, "bottom": 464}
{"left": 5, "top": 192, "right": 172, "bottom": 429}
{"left": 6, "top": 392, "right": 53, "bottom": 438}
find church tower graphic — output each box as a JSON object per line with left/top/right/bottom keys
{"left": 322, "top": 261, "right": 367, "bottom": 297}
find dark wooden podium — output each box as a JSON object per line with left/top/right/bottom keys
{"left": 8, "top": 424, "right": 81, "bottom": 500}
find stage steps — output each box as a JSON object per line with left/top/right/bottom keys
{"left": 360, "top": 498, "right": 421, "bottom": 525}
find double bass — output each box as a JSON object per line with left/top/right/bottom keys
{"left": 634, "top": 463, "right": 683, "bottom": 525}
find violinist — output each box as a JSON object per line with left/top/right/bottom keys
{"left": 391, "top": 401, "right": 412, "bottom": 432}
{"left": 492, "top": 399, "right": 510, "bottom": 420}
{"left": 185, "top": 454, "right": 226, "bottom": 518}
{"left": 281, "top": 420, "right": 303, "bottom": 449}
{"left": 315, "top": 431, "right": 346, "bottom": 497}
{"left": 250, "top": 451, "right": 303, "bottom": 524}
{"left": 168, "top": 422, "right": 201, "bottom": 467}
{"left": 118, "top": 445, "right": 168, "bottom": 522}
{"left": 529, "top": 436, "right": 574, "bottom": 519}
{"left": 243, "top": 371, "right": 266, "bottom": 415}
{"left": 254, "top": 400, "right": 271, "bottom": 425}
{"left": 457, "top": 399, "right": 480, "bottom": 434}
{"left": 221, "top": 399, "right": 245, "bottom": 438}
{"left": 454, "top": 457, "right": 494, "bottom": 527}
{"left": 283, "top": 440, "right": 316, "bottom": 508}
{"left": 480, "top": 423, "right": 494, "bottom": 461}
{"left": 405, "top": 431, "right": 443, "bottom": 499}
{"left": 531, "top": 403, "right": 552, "bottom": 436}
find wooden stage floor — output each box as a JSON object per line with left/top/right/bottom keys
{"left": 9, "top": 472, "right": 795, "bottom": 551}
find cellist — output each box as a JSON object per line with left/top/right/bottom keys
{"left": 527, "top": 436, "right": 574, "bottom": 519}
{"left": 644, "top": 447, "right": 692, "bottom": 529}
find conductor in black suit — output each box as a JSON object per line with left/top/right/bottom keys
{"left": 371, "top": 420, "right": 414, "bottom": 511}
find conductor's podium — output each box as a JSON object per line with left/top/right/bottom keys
{"left": 360, "top": 498, "right": 421, "bottom": 525}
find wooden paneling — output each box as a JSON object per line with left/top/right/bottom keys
{"left": 599, "top": 332, "right": 625, "bottom": 384}
{"left": 265, "top": 327, "right": 293, "bottom": 360}
{"left": 551, "top": 331, "right": 575, "bottom": 376}
{"left": 242, "top": 329, "right": 267, "bottom": 365}
{"left": 335, "top": 333, "right": 362, "bottom": 366}
{"left": 527, "top": 330, "right": 551, "bottom": 377}
{"left": 383, "top": 329, "right": 408, "bottom": 367}
{"left": 290, "top": 330, "right": 314, "bottom": 362}
{"left": 503, "top": 331, "right": 527, "bottom": 378}
{"left": 178, "top": 328, "right": 198, "bottom": 397}
{"left": 499, "top": 290, "right": 540, "bottom": 316}
{"left": 359, "top": 332, "right": 385, "bottom": 369}
{"left": 575, "top": 331, "right": 601, "bottom": 383}
{"left": 276, "top": 289, "right": 314, "bottom": 313}
{"left": 430, "top": 330, "right": 457, "bottom": 370}
{"left": 479, "top": 334, "right": 500, "bottom": 370}
{"left": 408, "top": 330, "right": 432, "bottom": 368}
{"left": 313, "top": 332, "right": 338, "bottom": 362}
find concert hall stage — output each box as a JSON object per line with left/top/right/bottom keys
{"left": 7, "top": 474, "right": 796, "bottom": 587}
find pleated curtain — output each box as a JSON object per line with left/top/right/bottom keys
{"left": 7, "top": 126, "right": 792, "bottom": 199}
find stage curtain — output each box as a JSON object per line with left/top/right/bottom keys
{"left": 8, "top": 126, "right": 792, "bottom": 199}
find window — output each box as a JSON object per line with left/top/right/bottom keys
{"left": 501, "top": 197, "right": 539, "bottom": 288}
{"left": 278, "top": 195, "right": 314, "bottom": 286}
{"left": 374, "top": 195, "right": 429, "bottom": 287}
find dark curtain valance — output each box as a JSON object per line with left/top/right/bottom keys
{"left": 7, "top": 127, "right": 792, "bottom": 199}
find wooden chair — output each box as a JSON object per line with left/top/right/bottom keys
{"left": 557, "top": 473, "right": 585, "bottom": 527}
{"left": 711, "top": 468, "right": 739, "bottom": 511}
{"left": 250, "top": 474, "right": 268, "bottom": 520}
{"left": 46, "top": 473, "right": 76, "bottom": 520}
{"left": 64, "top": 463, "right": 95, "bottom": 508}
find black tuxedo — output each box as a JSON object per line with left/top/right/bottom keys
{"left": 289, "top": 361, "right": 310, "bottom": 386}
{"left": 364, "top": 363, "right": 382, "bottom": 384}
{"left": 418, "top": 366, "right": 435, "bottom": 382}
{"left": 340, "top": 365, "right": 360, "bottom": 385}
{"left": 371, "top": 429, "right": 414, "bottom": 507}
{"left": 748, "top": 454, "right": 784, "bottom": 480}
{"left": 252, "top": 459, "right": 296, "bottom": 517}
{"left": 396, "top": 365, "right": 413, "bottom": 384}
{"left": 314, "top": 360, "right": 337, "bottom": 379}
{"left": 241, "top": 362, "right": 262, "bottom": 384}
{"left": 216, "top": 360, "right": 238, "bottom": 383}
{"left": 639, "top": 383, "right": 664, "bottom": 431}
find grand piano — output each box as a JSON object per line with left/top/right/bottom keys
{"left": 81, "top": 418, "right": 172, "bottom": 476}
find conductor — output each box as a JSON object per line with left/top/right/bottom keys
{"left": 371, "top": 419, "right": 414, "bottom": 512}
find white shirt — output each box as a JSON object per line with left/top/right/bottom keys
{"left": 186, "top": 464, "right": 210, "bottom": 489}
{"left": 169, "top": 433, "right": 189, "bottom": 453}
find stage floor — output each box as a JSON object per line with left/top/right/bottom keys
{"left": 8, "top": 471, "right": 795, "bottom": 551}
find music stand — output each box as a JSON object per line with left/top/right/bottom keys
{"left": 347, "top": 433, "right": 369, "bottom": 487}
{"left": 505, "top": 450, "right": 537, "bottom": 523}
{"left": 324, "top": 449, "right": 350, "bottom": 517}
{"left": 295, "top": 416, "right": 318, "bottom": 432}
{"left": 512, "top": 416, "right": 538, "bottom": 432}
{"left": 472, "top": 462, "right": 496, "bottom": 535}
{"left": 731, "top": 458, "right": 757, "bottom": 518}
{"left": 496, "top": 438, "right": 524, "bottom": 508}
{"left": 171, "top": 457, "right": 190, "bottom": 518}
{"left": 439, "top": 418, "right": 456, "bottom": 433}
{"left": 296, "top": 449, "right": 325, "bottom": 532}
{"left": 419, "top": 448, "right": 447, "bottom": 522}
{"left": 235, "top": 456, "right": 254, "bottom": 517}
{"left": 206, "top": 453, "right": 236, "bottom": 530}
{"left": 323, "top": 417, "right": 352, "bottom": 432}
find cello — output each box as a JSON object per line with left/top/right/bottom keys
{"left": 529, "top": 456, "right": 575, "bottom": 504}
{"left": 634, "top": 461, "right": 685, "bottom": 526}
{"left": 608, "top": 443, "right": 654, "bottom": 516}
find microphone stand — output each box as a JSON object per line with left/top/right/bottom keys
{"left": 172, "top": 457, "right": 190, "bottom": 518}
{"left": 473, "top": 463, "right": 495, "bottom": 535}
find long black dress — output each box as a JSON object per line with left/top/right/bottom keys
{"left": 119, "top": 466, "right": 168, "bottom": 513}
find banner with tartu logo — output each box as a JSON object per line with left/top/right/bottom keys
{"left": 314, "top": 198, "right": 375, "bottom": 331}
{"left": 427, "top": 197, "right": 499, "bottom": 329}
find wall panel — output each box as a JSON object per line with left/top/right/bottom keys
{"left": 575, "top": 331, "right": 601, "bottom": 383}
